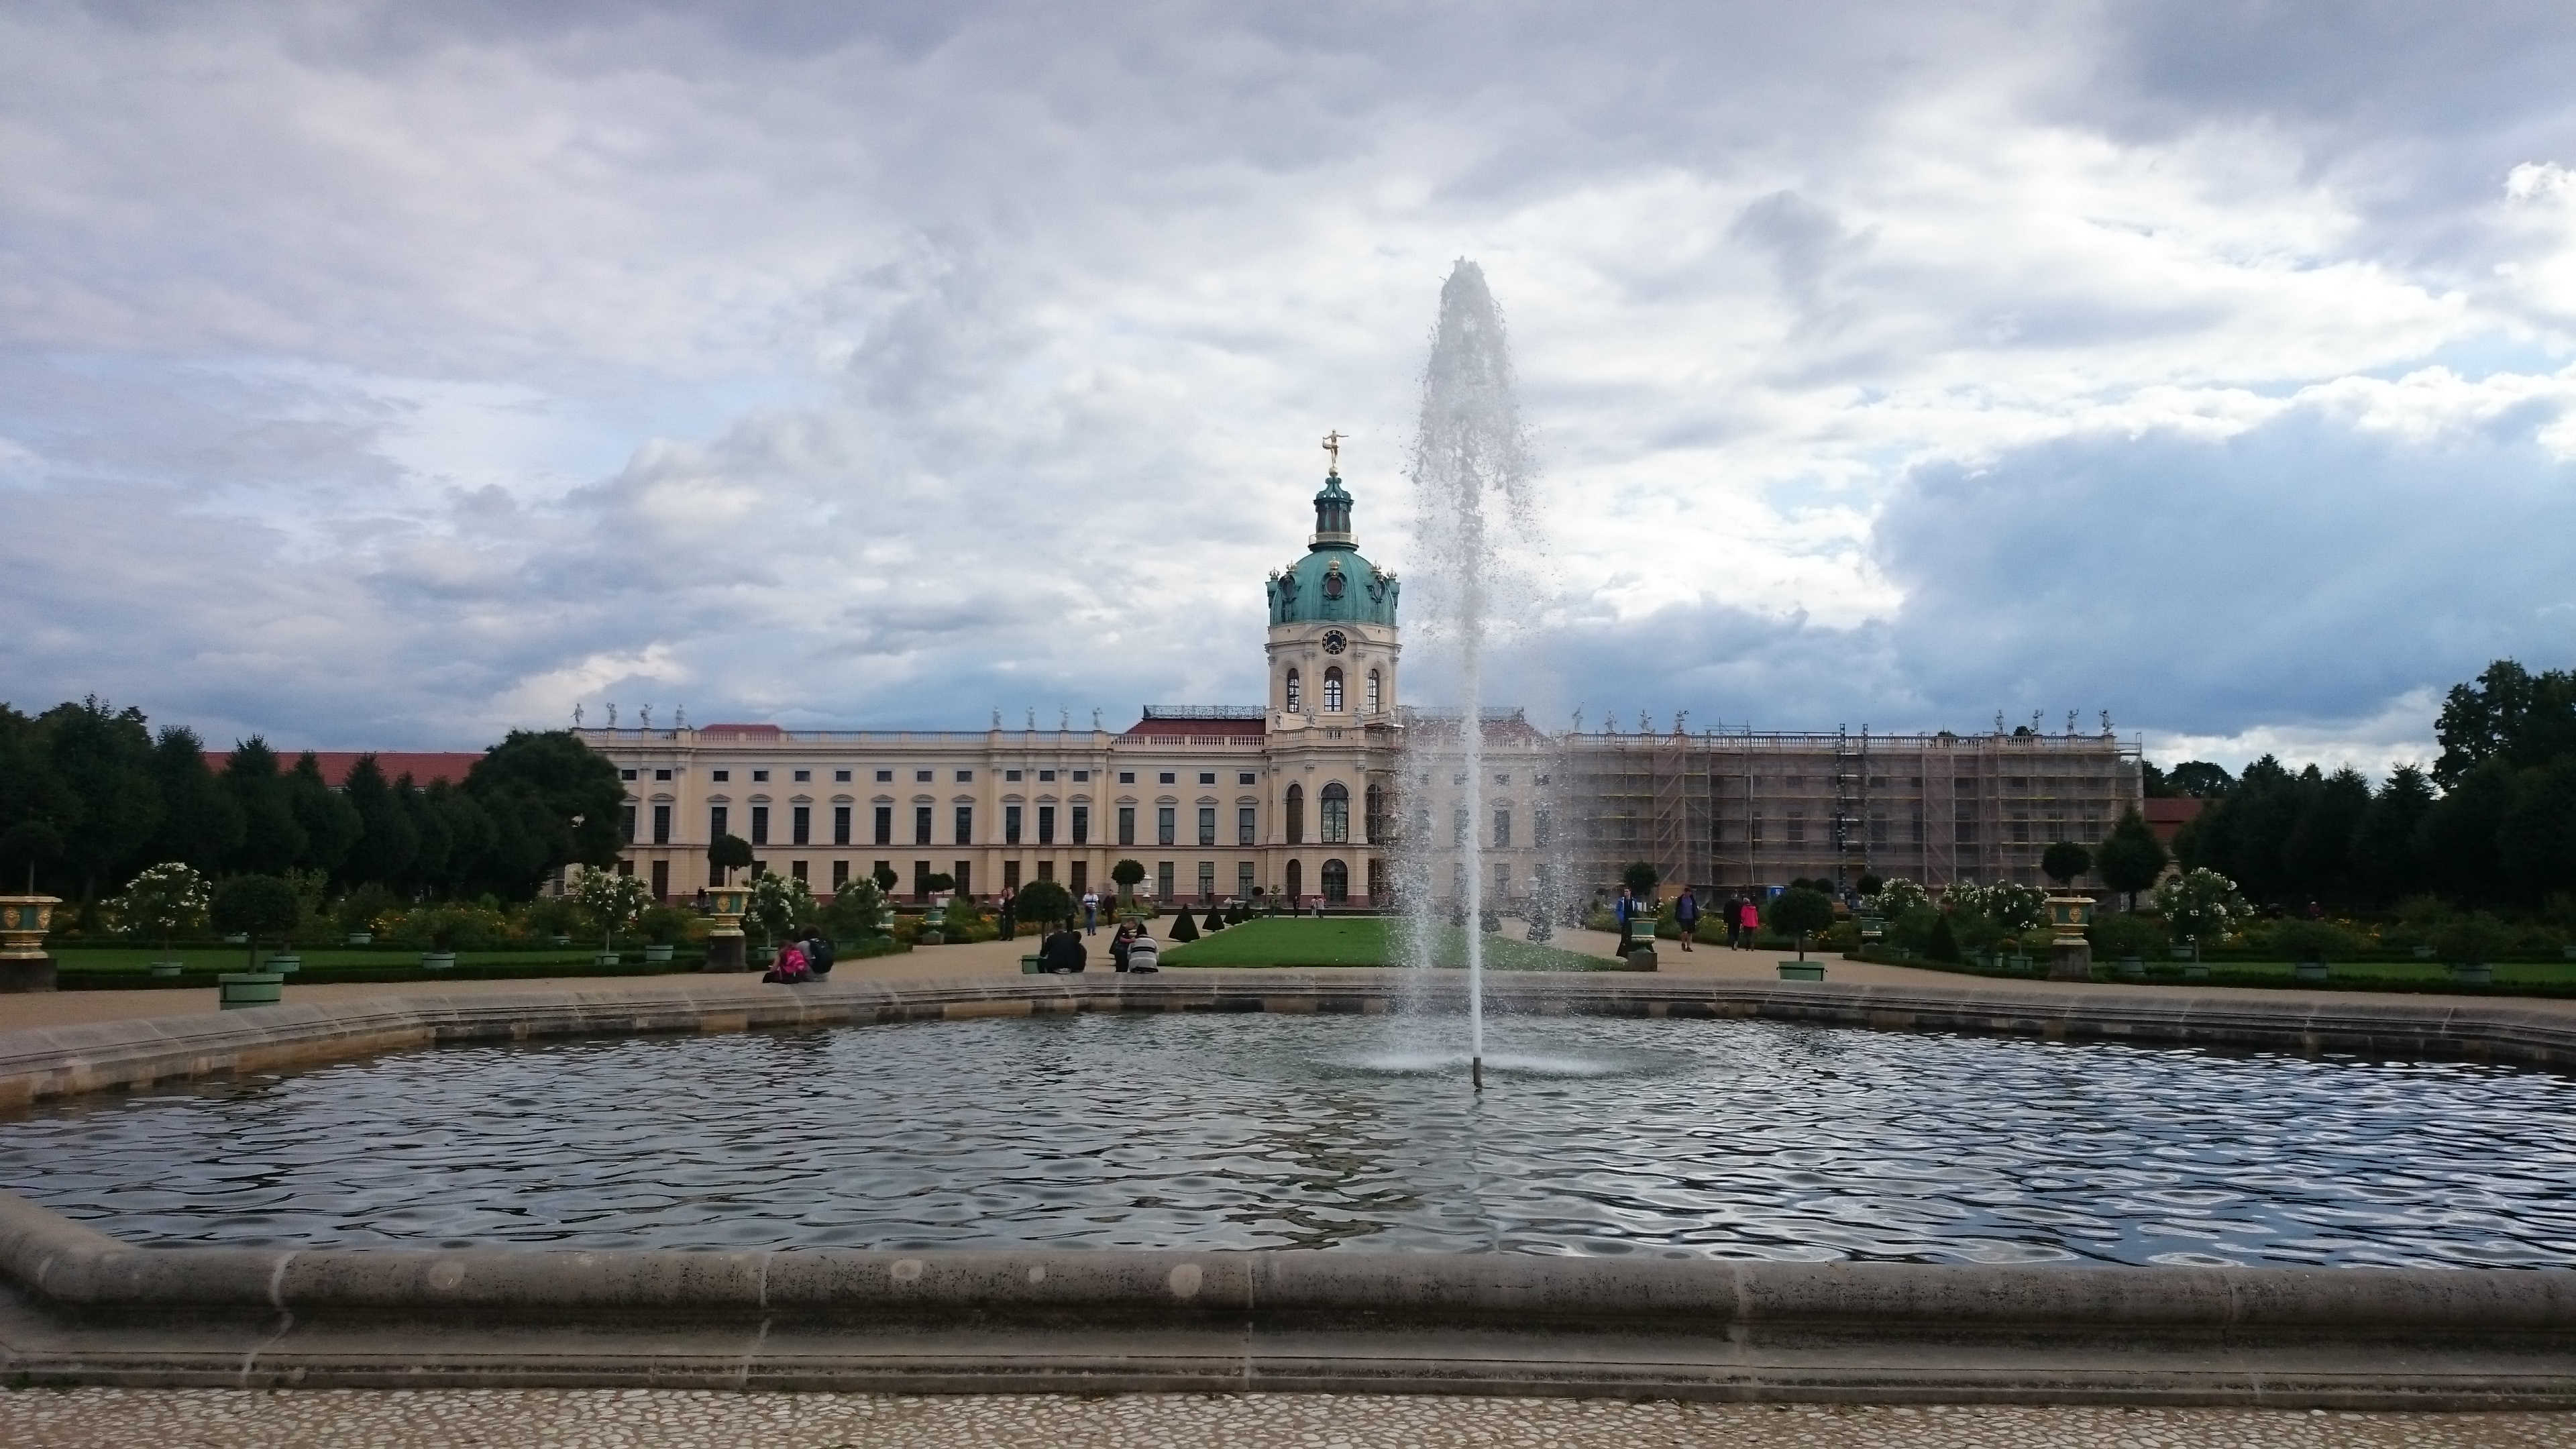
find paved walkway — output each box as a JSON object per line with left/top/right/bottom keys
{"left": 0, "top": 1390, "right": 2569, "bottom": 1448}
{"left": 7, "top": 920, "right": 2569, "bottom": 1034}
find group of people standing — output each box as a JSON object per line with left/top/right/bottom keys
{"left": 1610, "top": 886, "right": 1771, "bottom": 954}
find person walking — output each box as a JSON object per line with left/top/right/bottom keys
{"left": 1674, "top": 886, "right": 1699, "bottom": 952}
{"left": 1081, "top": 890, "right": 1099, "bottom": 935}
{"left": 1737, "top": 896, "right": 1760, "bottom": 950}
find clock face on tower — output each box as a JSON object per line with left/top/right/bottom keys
{"left": 1321, "top": 629, "right": 1347, "bottom": 655}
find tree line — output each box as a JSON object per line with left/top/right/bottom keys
{"left": 2166, "top": 660, "right": 2576, "bottom": 912}
{"left": 0, "top": 697, "right": 625, "bottom": 917}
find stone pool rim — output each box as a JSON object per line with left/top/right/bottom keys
{"left": 0, "top": 971, "right": 2569, "bottom": 1406}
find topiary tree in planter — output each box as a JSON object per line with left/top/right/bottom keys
{"left": 1012, "top": 878, "right": 1075, "bottom": 934}
{"left": 111, "top": 861, "right": 209, "bottom": 967}
{"left": 871, "top": 862, "right": 899, "bottom": 894}
{"left": 2432, "top": 912, "right": 2514, "bottom": 977}
{"left": 2095, "top": 808, "right": 2169, "bottom": 912}
{"left": 1110, "top": 858, "right": 1145, "bottom": 904}
{"left": 209, "top": 874, "right": 299, "bottom": 971}
{"left": 1854, "top": 873, "right": 1884, "bottom": 898}
{"left": 1620, "top": 860, "right": 1660, "bottom": 899}
{"left": 2041, "top": 841, "right": 2093, "bottom": 890}
{"left": 706, "top": 833, "right": 753, "bottom": 886}
{"left": 1768, "top": 888, "right": 1836, "bottom": 960}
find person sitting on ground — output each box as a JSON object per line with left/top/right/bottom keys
{"left": 1110, "top": 921, "right": 1138, "bottom": 972}
{"left": 1043, "top": 926, "right": 1087, "bottom": 973}
{"left": 1124, "top": 930, "right": 1160, "bottom": 973}
{"left": 765, "top": 939, "right": 811, "bottom": 985}
{"left": 805, "top": 930, "right": 835, "bottom": 978}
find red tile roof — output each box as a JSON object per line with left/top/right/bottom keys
{"left": 201, "top": 751, "right": 485, "bottom": 787}
{"left": 2141, "top": 797, "right": 2207, "bottom": 845}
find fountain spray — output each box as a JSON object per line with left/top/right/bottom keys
{"left": 1406, "top": 260, "right": 1536, "bottom": 1093}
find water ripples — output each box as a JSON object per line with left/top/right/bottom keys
{"left": 0, "top": 1014, "right": 2571, "bottom": 1266}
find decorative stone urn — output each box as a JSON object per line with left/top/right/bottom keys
{"left": 0, "top": 896, "right": 59, "bottom": 992}
{"left": 702, "top": 883, "right": 751, "bottom": 972}
{"left": 2045, "top": 892, "right": 2095, "bottom": 981}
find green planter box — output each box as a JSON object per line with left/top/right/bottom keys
{"left": 264, "top": 954, "right": 301, "bottom": 975}
{"left": 421, "top": 951, "right": 457, "bottom": 971}
{"left": 593, "top": 952, "right": 621, "bottom": 967}
{"left": 2453, "top": 963, "right": 2494, "bottom": 985}
{"left": 2413, "top": 946, "right": 2436, "bottom": 960}
{"left": 644, "top": 944, "right": 675, "bottom": 963}
{"left": 2184, "top": 962, "right": 2210, "bottom": 979}
{"left": 2294, "top": 961, "right": 2330, "bottom": 981}
{"left": 147, "top": 961, "right": 184, "bottom": 979}
{"left": 345, "top": 932, "right": 372, "bottom": 946}
{"left": 1020, "top": 955, "right": 1044, "bottom": 975}
{"left": 2116, "top": 957, "right": 2145, "bottom": 977}
{"left": 1776, "top": 961, "right": 1825, "bottom": 981}
{"left": 218, "top": 972, "right": 283, "bottom": 1010}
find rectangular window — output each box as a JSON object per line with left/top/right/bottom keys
{"left": 916, "top": 770, "right": 932, "bottom": 783}
{"left": 790, "top": 860, "right": 808, "bottom": 883}
{"left": 954, "top": 861, "right": 971, "bottom": 897}
{"left": 753, "top": 769, "right": 769, "bottom": 783}
{"left": 652, "top": 804, "right": 671, "bottom": 845}
{"left": 1072, "top": 806, "right": 1089, "bottom": 845}
{"left": 1494, "top": 862, "right": 1510, "bottom": 897}
{"left": 955, "top": 806, "right": 973, "bottom": 845}
{"left": 750, "top": 805, "right": 769, "bottom": 846}
{"left": 1073, "top": 771, "right": 1089, "bottom": 782}
{"left": 1869, "top": 813, "right": 1887, "bottom": 846}
{"left": 913, "top": 860, "right": 930, "bottom": 896}
{"left": 1533, "top": 808, "right": 1552, "bottom": 848}
{"left": 1198, "top": 771, "right": 1216, "bottom": 786}
{"left": 1004, "top": 860, "right": 1022, "bottom": 889}
{"left": 793, "top": 769, "right": 810, "bottom": 783}
{"left": 1119, "top": 771, "right": 1136, "bottom": 784}
{"left": 1786, "top": 812, "right": 1804, "bottom": 845}
{"left": 1238, "top": 772, "right": 1255, "bottom": 786}
{"left": 873, "top": 806, "right": 892, "bottom": 845}
{"left": 1955, "top": 814, "right": 1978, "bottom": 845}
{"left": 1038, "top": 860, "right": 1055, "bottom": 881}
{"left": 621, "top": 768, "right": 637, "bottom": 781}
{"left": 1038, "top": 769, "right": 1056, "bottom": 782}
{"left": 1238, "top": 806, "right": 1256, "bottom": 846}
{"left": 1913, "top": 811, "right": 1926, "bottom": 845}
{"left": 1197, "top": 861, "right": 1215, "bottom": 899}
{"left": 914, "top": 806, "right": 932, "bottom": 845}
{"left": 650, "top": 859, "right": 669, "bottom": 898}
{"left": 1157, "top": 806, "right": 1176, "bottom": 846}
{"left": 956, "top": 770, "right": 973, "bottom": 784}
{"left": 1006, "top": 804, "right": 1022, "bottom": 845}
{"left": 875, "top": 769, "right": 892, "bottom": 782}
{"left": 1493, "top": 809, "right": 1511, "bottom": 849}
{"left": 833, "top": 806, "right": 851, "bottom": 845}
{"left": 792, "top": 805, "right": 810, "bottom": 846}
{"left": 1070, "top": 860, "right": 1087, "bottom": 893}
{"left": 832, "top": 859, "right": 850, "bottom": 889}
{"left": 710, "top": 805, "right": 729, "bottom": 841}
{"left": 1006, "top": 769, "right": 1022, "bottom": 782}
{"left": 621, "top": 805, "right": 636, "bottom": 843}
{"left": 616, "top": 858, "right": 632, "bottom": 877}
{"left": 1452, "top": 808, "right": 1469, "bottom": 846}
{"left": 835, "top": 769, "right": 851, "bottom": 783}
{"left": 2010, "top": 814, "right": 2031, "bottom": 845}
{"left": 712, "top": 770, "right": 729, "bottom": 783}
{"left": 1157, "top": 861, "right": 1175, "bottom": 899}
{"left": 1197, "top": 806, "right": 1216, "bottom": 846}
{"left": 1038, "top": 804, "right": 1055, "bottom": 845}
{"left": 1118, "top": 806, "right": 1136, "bottom": 845}
{"left": 1159, "top": 771, "right": 1176, "bottom": 785}
{"left": 654, "top": 768, "right": 671, "bottom": 782}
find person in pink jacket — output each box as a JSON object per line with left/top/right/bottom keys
{"left": 1737, "top": 899, "right": 1760, "bottom": 950}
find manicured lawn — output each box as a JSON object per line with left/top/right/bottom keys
{"left": 47, "top": 945, "right": 704, "bottom": 989}
{"left": 1160, "top": 916, "right": 1619, "bottom": 971}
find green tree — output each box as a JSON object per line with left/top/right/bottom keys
{"left": 1110, "top": 858, "right": 1145, "bottom": 900}
{"left": 1012, "top": 877, "right": 1074, "bottom": 930}
{"left": 2094, "top": 808, "right": 2169, "bottom": 912}
{"left": 209, "top": 873, "right": 299, "bottom": 969}
{"left": 224, "top": 739, "right": 308, "bottom": 875}
{"left": 743, "top": 870, "right": 814, "bottom": 947}
{"left": 871, "top": 863, "right": 899, "bottom": 893}
{"left": 286, "top": 751, "right": 362, "bottom": 877}
{"left": 2414, "top": 759, "right": 2513, "bottom": 904}
{"left": 2154, "top": 867, "right": 2246, "bottom": 949}
{"left": 1983, "top": 881, "right": 2049, "bottom": 932}
{"left": 707, "top": 833, "right": 753, "bottom": 884}
{"left": 1169, "top": 906, "right": 1199, "bottom": 942}
{"left": 2164, "top": 761, "right": 2237, "bottom": 798}
{"left": 1767, "top": 887, "right": 1835, "bottom": 960}
{"left": 338, "top": 755, "right": 419, "bottom": 889}
{"left": 1926, "top": 910, "right": 1962, "bottom": 963}
{"left": 2041, "top": 841, "right": 2092, "bottom": 888}
{"left": 0, "top": 704, "right": 77, "bottom": 894}
{"left": 2284, "top": 765, "right": 2371, "bottom": 906}
{"left": 2434, "top": 659, "right": 2576, "bottom": 788}
{"left": 2348, "top": 764, "right": 2433, "bottom": 905}
{"left": 819, "top": 877, "right": 892, "bottom": 941}
{"left": 38, "top": 697, "right": 161, "bottom": 912}
{"left": 460, "top": 730, "right": 625, "bottom": 897}
{"left": 2498, "top": 757, "right": 2576, "bottom": 907}
{"left": 1621, "top": 861, "right": 1660, "bottom": 898}
{"left": 144, "top": 726, "right": 243, "bottom": 874}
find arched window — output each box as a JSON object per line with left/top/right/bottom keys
{"left": 1320, "top": 782, "right": 1349, "bottom": 843}
{"left": 1284, "top": 783, "right": 1305, "bottom": 845}
{"left": 1323, "top": 667, "right": 1344, "bottom": 713}
{"left": 1366, "top": 669, "right": 1381, "bottom": 712}
{"left": 1286, "top": 859, "right": 1303, "bottom": 900}
{"left": 1321, "top": 858, "right": 1349, "bottom": 904}
{"left": 1363, "top": 783, "right": 1385, "bottom": 843}
{"left": 1285, "top": 669, "right": 1302, "bottom": 714}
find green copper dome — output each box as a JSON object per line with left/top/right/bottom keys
{"left": 1268, "top": 471, "right": 1398, "bottom": 627}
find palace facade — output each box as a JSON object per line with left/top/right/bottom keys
{"left": 578, "top": 465, "right": 2141, "bottom": 907}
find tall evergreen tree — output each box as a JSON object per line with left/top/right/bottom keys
{"left": 2414, "top": 759, "right": 2513, "bottom": 905}
{"left": 144, "top": 726, "right": 244, "bottom": 874}
{"left": 2284, "top": 765, "right": 2371, "bottom": 906}
{"left": 286, "top": 751, "right": 362, "bottom": 876}
{"left": 2498, "top": 757, "right": 2576, "bottom": 907}
{"left": 337, "top": 755, "right": 419, "bottom": 889}
{"left": 2094, "top": 808, "right": 2168, "bottom": 912}
{"left": 0, "top": 704, "right": 78, "bottom": 894}
{"left": 2348, "top": 764, "right": 2434, "bottom": 905}
{"left": 38, "top": 698, "right": 161, "bottom": 908}
{"left": 225, "top": 739, "right": 307, "bottom": 874}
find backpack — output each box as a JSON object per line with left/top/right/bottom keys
{"left": 808, "top": 937, "right": 835, "bottom": 972}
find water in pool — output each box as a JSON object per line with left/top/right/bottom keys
{"left": 1, "top": 1013, "right": 2569, "bottom": 1267}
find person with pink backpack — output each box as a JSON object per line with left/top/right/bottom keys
{"left": 765, "top": 939, "right": 812, "bottom": 984}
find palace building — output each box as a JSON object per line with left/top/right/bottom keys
{"left": 577, "top": 462, "right": 2141, "bottom": 907}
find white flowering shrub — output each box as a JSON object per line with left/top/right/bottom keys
{"left": 2154, "top": 867, "right": 2247, "bottom": 946}
{"left": 572, "top": 866, "right": 655, "bottom": 951}
{"left": 110, "top": 862, "right": 209, "bottom": 954}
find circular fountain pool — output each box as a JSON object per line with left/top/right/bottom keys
{"left": 1, "top": 1012, "right": 2569, "bottom": 1268}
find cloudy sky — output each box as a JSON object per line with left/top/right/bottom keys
{"left": 6, "top": 1, "right": 2575, "bottom": 775}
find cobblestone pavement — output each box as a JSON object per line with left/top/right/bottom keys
{"left": 1, "top": 1391, "right": 2573, "bottom": 1448}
